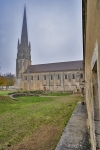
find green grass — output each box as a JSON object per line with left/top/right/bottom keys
{"left": 0, "top": 93, "right": 82, "bottom": 150}
{"left": 47, "top": 92, "right": 72, "bottom": 96}
{"left": 0, "top": 91, "right": 12, "bottom": 96}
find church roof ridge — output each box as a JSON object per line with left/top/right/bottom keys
{"left": 29, "top": 60, "right": 83, "bottom": 66}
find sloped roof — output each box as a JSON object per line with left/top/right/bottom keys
{"left": 24, "top": 60, "right": 83, "bottom": 74}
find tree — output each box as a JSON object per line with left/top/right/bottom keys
{"left": 0, "top": 73, "right": 15, "bottom": 90}
{"left": 6, "top": 77, "right": 15, "bottom": 86}
{"left": 0, "top": 75, "right": 6, "bottom": 88}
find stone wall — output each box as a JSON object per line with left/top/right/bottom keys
{"left": 83, "top": 0, "right": 100, "bottom": 149}
{"left": 21, "top": 70, "right": 84, "bottom": 92}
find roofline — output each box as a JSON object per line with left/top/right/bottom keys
{"left": 28, "top": 60, "right": 83, "bottom": 67}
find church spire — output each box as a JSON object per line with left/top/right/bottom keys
{"left": 16, "top": 5, "right": 31, "bottom": 80}
{"left": 21, "top": 5, "right": 28, "bottom": 46}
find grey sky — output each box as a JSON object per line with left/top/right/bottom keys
{"left": 0, "top": 0, "right": 83, "bottom": 74}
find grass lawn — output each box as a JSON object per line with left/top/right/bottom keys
{"left": 0, "top": 91, "right": 12, "bottom": 96}
{"left": 0, "top": 93, "right": 83, "bottom": 150}
{"left": 47, "top": 92, "right": 72, "bottom": 96}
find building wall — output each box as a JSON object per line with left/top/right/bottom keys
{"left": 83, "top": 0, "right": 100, "bottom": 149}
{"left": 16, "top": 59, "right": 31, "bottom": 79}
{"left": 21, "top": 70, "right": 84, "bottom": 92}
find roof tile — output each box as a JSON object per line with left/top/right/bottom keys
{"left": 24, "top": 60, "right": 83, "bottom": 73}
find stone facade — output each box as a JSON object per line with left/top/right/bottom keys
{"left": 82, "top": 0, "right": 100, "bottom": 149}
{"left": 21, "top": 70, "right": 84, "bottom": 92}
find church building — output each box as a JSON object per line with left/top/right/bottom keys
{"left": 16, "top": 7, "right": 84, "bottom": 92}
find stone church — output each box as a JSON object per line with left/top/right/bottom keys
{"left": 16, "top": 7, "right": 84, "bottom": 92}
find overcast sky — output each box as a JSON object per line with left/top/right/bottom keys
{"left": 0, "top": 0, "right": 83, "bottom": 74}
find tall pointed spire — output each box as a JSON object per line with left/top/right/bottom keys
{"left": 16, "top": 5, "right": 31, "bottom": 80}
{"left": 21, "top": 5, "right": 28, "bottom": 46}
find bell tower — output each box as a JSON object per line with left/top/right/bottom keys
{"left": 16, "top": 6, "right": 31, "bottom": 79}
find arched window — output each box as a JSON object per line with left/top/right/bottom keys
{"left": 51, "top": 75, "right": 53, "bottom": 80}
{"left": 37, "top": 76, "right": 39, "bottom": 80}
{"left": 65, "top": 74, "right": 67, "bottom": 79}
{"left": 44, "top": 75, "right": 46, "bottom": 80}
{"left": 80, "top": 73, "right": 83, "bottom": 78}
{"left": 31, "top": 76, "right": 33, "bottom": 80}
{"left": 58, "top": 75, "right": 60, "bottom": 79}
{"left": 72, "top": 74, "right": 75, "bottom": 79}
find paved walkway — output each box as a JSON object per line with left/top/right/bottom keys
{"left": 55, "top": 102, "right": 91, "bottom": 150}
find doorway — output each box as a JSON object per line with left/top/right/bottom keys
{"left": 44, "top": 86, "right": 46, "bottom": 91}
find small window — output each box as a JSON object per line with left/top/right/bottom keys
{"left": 80, "top": 73, "right": 83, "bottom": 78}
{"left": 72, "top": 74, "right": 75, "bottom": 79}
{"left": 25, "top": 76, "right": 27, "bottom": 80}
{"left": 51, "top": 75, "right": 53, "bottom": 80}
{"left": 65, "top": 75, "right": 67, "bottom": 79}
{"left": 37, "top": 76, "right": 39, "bottom": 80}
{"left": 44, "top": 75, "right": 46, "bottom": 80}
{"left": 31, "top": 76, "right": 33, "bottom": 80}
{"left": 58, "top": 75, "right": 60, "bottom": 79}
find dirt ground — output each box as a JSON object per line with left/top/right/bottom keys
{"left": 6, "top": 125, "right": 62, "bottom": 150}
